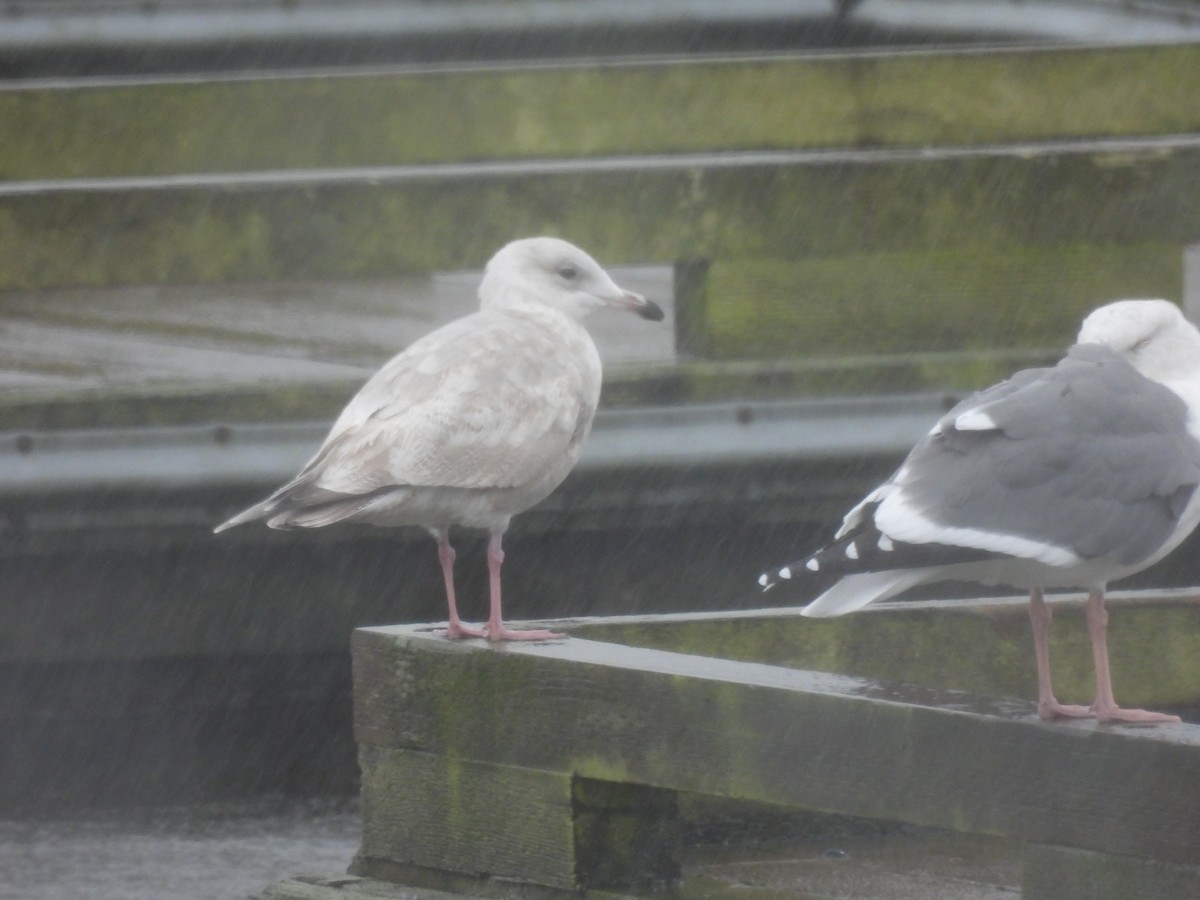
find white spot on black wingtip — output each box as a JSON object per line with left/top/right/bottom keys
{"left": 758, "top": 573, "right": 770, "bottom": 587}
{"left": 845, "top": 541, "right": 859, "bottom": 560}
{"left": 806, "top": 558, "right": 819, "bottom": 572}
{"left": 878, "top": 534, "right": 894, "bottom": 552}
{"left": 779, "top": 567, "right": 792, "bottom": 580}
{"left": 954, "top": 409, "right": 997, "bottom": 431}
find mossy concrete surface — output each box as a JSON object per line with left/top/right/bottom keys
{"left": 3, "top": 44, "right": 1197, "bottom": 432}
{"left": 3, "top": 44, "right": 1199, "bottom": 180}
{"left": 0, "top": 350, "right": 1058, "bottom": 432}
{"left": 1024, "top": 844, "right": 1200, "bottom": 900}
{"left": 567, "top": 592, "right": 1200, "bottom": 710}
{"left": 0, "top": 267, "right": 671, "bottom": 428}
{"left": 354, "top": 746, "right": 578, "bottom": 890}
{"left": 351, "top": 623, "right": 1200, "bottom": 894}
{"left": 1, "top": 138, "right": 1197, "bottom": 295}
{"left": 263, "top": 830, "right": 1023, "bottom": 900}
{"left": 702, "top": 243, "right": 1181, "bottom": 360}
{"left": 0, "top": 380, "right": 364, "bottom": 431}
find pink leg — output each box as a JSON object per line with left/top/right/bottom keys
{"left": 434, "top": 531, "right": 485, "bottom": 640}
{"left": 484, "top": 532, "right": 563, "bottom": 642}
{"left": 1085, "top": 589, "right": 1180, "bottom": 725}
{"left": 1028, "top": 589, "right": 1091, "bottom": 720}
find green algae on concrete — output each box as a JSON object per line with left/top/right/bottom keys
{"left": 1024, "top": 844, "right": 1200, "bottom": 900}
{"left": 1, "top": 137, "right": 1198, "bottom": 294}
{"left": 0, "top": 349, "right": 1056, "bottom": 432}
{"left": 3, "top": 44, "right": 1200, "bottom": 180}
{"left": 352, "top": 625, "right": 1200, "bottom": 882}
{"left": 354, "top": 745, "right": 578, "bottom": 890}
{"left": 0, "top": 166, "right": 703, "bottom": 289}
{"left": 0, "top": 381, "right": 360, "bottom": 430}
{"left": 701, "top": 243, "right": 1181, "bottom": 360}
{"left": 572, "top": 779, "right": 681, "bottom": 888}
{"left": 570, "top": 595, "right": 1200, "bottom": 710}
{"left": 604, "top": 350, "right": 1061, "bottom": 407}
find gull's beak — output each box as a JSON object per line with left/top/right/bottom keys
{"left": 607, "top": 290, "right": 665, "bottom": 322}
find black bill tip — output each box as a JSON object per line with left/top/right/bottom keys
{"left": 637, "top": 298, "right": 665, "bottom": 322}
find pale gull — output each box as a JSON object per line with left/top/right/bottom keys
{"left": 760, "top": 299, "right": 1200, "bottom": 724}
{"left": 215, "top": 237, "right": 663, "bottom": 641}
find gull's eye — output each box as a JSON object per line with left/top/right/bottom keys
{"left": 557, "top": 264, "right": 579, "bottom": 281}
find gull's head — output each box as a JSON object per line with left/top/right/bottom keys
{"left": 479, "top": 237, "right": 664, "bottom": 322}
{"left": 1077, "top": 299, "right": 1200, "bottom": 383}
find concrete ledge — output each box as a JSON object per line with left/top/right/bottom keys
{"left": 1, "top": 136, "right": 1198, "bottom": 294}
{"left": 4, "top": 43, "right": 1199, "bottom": 180}
{"left": 253, "top": 873, "right": 490, "bottom": 900}
{"left": 351, "top": 616, "right": 1200, "bottom": 894}
{"left": 698, "top": 243, "right": 1182, "bottom": 359}
{"left": 565, "top": 591, "right": 1200, "bottom": 709}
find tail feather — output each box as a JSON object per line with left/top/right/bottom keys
{"left": 266, "top": 496, "right": 380, "bottom": 529}
{"left": 757, "top": 511, "right": 997, "bottom": 610}
{"left": 799, "top": 569, "right": 930, "bottom": 618}
{"left": 213, "top": 475, "right": 368, "bottom": 534}
{"left": 213, "top": 498, "right": 277, "bottom": 533}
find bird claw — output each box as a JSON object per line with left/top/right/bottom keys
{"left": 1038, "top": 698, "right": 1182, "bottom": 725}
{"left": 1038, "top": 700, "right": 1094, "bottom": 720}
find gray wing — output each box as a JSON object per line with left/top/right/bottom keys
{"left": 878, "top": 344, "right": 1200, "bottom": 567}
{"left": 306, "top": 310, "right": 599, "bottom": 496}
{"left": 214, "top": 309, "right": 601, "bottom": 533}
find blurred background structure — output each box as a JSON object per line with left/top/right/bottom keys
{"left": 2, "top": 1, "right": 1200, "bottom": 896}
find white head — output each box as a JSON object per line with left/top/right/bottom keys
{"left": 478, "top": 237, "right": 663, "bottom": 322}
{"left": 1077, "top": 299, "right": 1200, "bottom": 384}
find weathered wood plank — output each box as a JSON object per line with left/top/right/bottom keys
{"left": 352, "top": 626, "right": 1200, "bottom": 866}
{"left": 3, "top": 44, "right": 1199, "bottom": 180}
{"left": 1, "top": 137, "right": 1198, "bottom": 294}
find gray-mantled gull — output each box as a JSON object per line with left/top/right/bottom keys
{"left": 760, "top": 299, "right": 1200, "bottom": 724}
{"left": 215, "top": 237, "right": 664, "bottom": 641}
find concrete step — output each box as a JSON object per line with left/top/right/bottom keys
{"left": 3, "top": 43, "right": 1198, "bottom": 179}
{"left": 2, "top": 136, "right": 1198, "bottom": 311}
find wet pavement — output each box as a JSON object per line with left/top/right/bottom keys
{"left": 0, "top": 798, "right": 361, "bottom": 900}
{"left": 681, "top": 830, "right": 1021, "bottom": 900}
{"left": 0, "top": 798, "right": 1023, "bottom": 900}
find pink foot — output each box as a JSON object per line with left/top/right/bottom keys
{"left": 1038, "top": 700, "right": 1094, "bottom": 720}
{"left": 480, "top": 532, "right": 565, "bottom": 642}
{"left": 438, "top": 621, "right": 487, "bottom": 640}
{"left": 1093, "top": 704, "right": 1181, "bottom": 726}
{"left": 485, "top": 625, "right": 565, "bottom": 642}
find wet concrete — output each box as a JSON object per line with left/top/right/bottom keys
{"left": 0, "top": 798, "right": 1022, "bottom": 900}
{"left": 0, "top": 798, "right": 361, "bottom": 900}
{"left": 0, "top": 266, "right": 675, "bottom": 399}
{"left": 681, "top": 829, "right": 1021, "bottom": 899}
